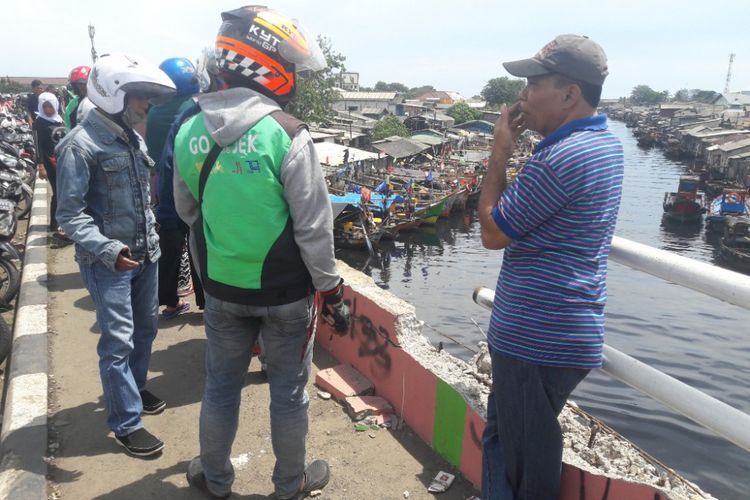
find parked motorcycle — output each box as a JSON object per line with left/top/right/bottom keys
{"left": 0, "top": 169, "right": 31, "bottom": 220}
{"left": 0, "top": 222, "right": 18, "bottom": 362}
{"left": 0, "top": 198, "right": 20, "bottom": 307}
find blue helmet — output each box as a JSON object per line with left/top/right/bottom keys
{"left": 158, "top": 57, "right": 200, "bottom": 96}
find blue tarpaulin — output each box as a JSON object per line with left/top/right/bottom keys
{"left": 370, "top": 193, "right": 405, "bottom": 209}
{"left": 329, "top": 193, "right": 363, "bottom": 206}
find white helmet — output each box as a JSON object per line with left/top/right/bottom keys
{"left": 87, "top": 53, "right": 176, "bottom": 115}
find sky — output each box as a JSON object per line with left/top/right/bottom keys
{"left": 6, "top": 0, "right": 749, "bottom": 100}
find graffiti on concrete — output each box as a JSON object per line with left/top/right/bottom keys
{"left": 328, "top": 296, "right": 398, "bottom": 379}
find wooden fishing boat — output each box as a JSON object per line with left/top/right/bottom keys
{"left": 414, "top": 198, "right": 446, "bottom": 225}
{"left": 439, "top": 192, "right": 456, "bottom": 218}
{"left": 720, "top": 216, "right": 750, "bottom": 273}
{"left": 705, "top": 190, "right": 748, "bottom": 234}
{"left": 662, "top": 175, "right": 705, "bottom": 224}
{"left": 451, "top": 186, "right": 470, "bottom": 212}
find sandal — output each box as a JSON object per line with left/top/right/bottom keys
{"left": 161, "top": 302, "right": 190, "bottom": 320}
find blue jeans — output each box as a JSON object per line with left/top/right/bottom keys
{"left": 79, "top": 259, "right": 159, "bottom": 436}
{"left": 481, "top": 350, "right": 589, "bottom": 500}
{"left": 199, "top": 293, "right": 314, "bottom": 499}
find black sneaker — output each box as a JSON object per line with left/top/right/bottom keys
{"left": 140, "top": 390, "right": 166, "bottom": 415}
{"left": 187, "top": 457, "right": 231, "bottom": 498}
{"left": 288, "top": 460, "right": 330, "bottom": 500}
{"left": 114, "top": 428, "right": 164, "bottom": 457}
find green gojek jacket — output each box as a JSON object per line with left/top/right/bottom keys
{"left": 172, "top": 87, "right": 340, "bottom": 306}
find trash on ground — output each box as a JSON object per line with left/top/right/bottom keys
{"left": 317, "top": 390, "right": 332, "bottom": 400}
{"left": 344, "top": 395, "right": 393, "bottom": 420}
{"left": 427, "top": 471, "right": 455, "bottom": 493}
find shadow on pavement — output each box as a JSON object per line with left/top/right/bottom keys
{"left": 73, "top": 295, "right": 96, "bottom": 313}
{"left": 47, "top": 271, "right": 84, "bottom": 293}
{"left": 89, "top": 459, "right": 272, "bottom": 500}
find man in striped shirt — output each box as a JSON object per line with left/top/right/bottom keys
{"left": 478, "top": 35, "right": 624, "bottom": 499}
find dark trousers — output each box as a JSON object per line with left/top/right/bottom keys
{"left": 481, "top": 350, "right": 589, "bottom": 500}
{"left": 46, "top": 162, "right": 57, "bottom": 230}
{"left": 157, "top": 223, "right": 204, "bottom": 308}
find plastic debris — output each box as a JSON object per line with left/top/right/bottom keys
{"left": 427, "top": 471, "right": 455, "bottom": 493}
{"left": 354, "top": 423, "right": 369, "bottom": 432}
{"left": 403, "top": 491, "right": 410, "bottom": 498}
{"left": 317, "top": 390, "right": 332, "bottom": 400}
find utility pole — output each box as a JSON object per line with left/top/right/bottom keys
{"left": 723, "top": 53, "right": 735, "bottom": 95}
{"left": 88, "top": 24, "right": 98, "bottom": 64}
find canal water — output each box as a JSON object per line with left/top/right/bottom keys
{"left": 336, "top": 120, "right": 750, "bottom": 499}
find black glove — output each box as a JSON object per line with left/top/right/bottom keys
{"left": 321, "top": 279, "right": 350, "bottom": 333}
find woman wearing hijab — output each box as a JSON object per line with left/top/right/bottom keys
{"left": 33, "top": 91, "right": 67, "bottom": 236}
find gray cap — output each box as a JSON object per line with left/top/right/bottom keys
{"left": 503, "top": 34, "right": 608, "bottom": 86}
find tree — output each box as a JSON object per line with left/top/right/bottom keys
{"left": 372, "top": 115, "right": 409, "bottom": 141}
{"left": 286, "top": 36, "right": 345, "bottom": 125}
{"left": 481, "top": 77, "right": 525, "bottom": 107}
{"left": 629, "top": 85, "right": 669, "bottom": 105}
{"left": 373, "top": 81, "right": 409, "bottom": 93}
{"left": 0, "top": 77, "right": 27, "bottom": 94}
{"left": 446, "top": 102, "right": 481, "bottom": 125}
{"left": 673, "top": 88, "right": 690, "bottom": 102}
{"left": 406, "top": 85, "right": 435, "bottom": 99}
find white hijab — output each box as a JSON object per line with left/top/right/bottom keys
{"left": 37, "top": 92, "right": 63, "bottom": 124}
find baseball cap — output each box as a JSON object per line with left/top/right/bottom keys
{"left": 503, "top": 34, "right": 608, "bottom": 86}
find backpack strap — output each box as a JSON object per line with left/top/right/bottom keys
{"left": 269, "top": 110, "right": 308, "bottom": 139}
{"left": 198, "top": 143, "right": 224, "bottom": 205}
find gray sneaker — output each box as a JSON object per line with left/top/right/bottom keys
{"left": 283, "top": 460, "right": 330, "bottom": 500}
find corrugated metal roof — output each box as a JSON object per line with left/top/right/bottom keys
{"left": 445, "top": 91, "right": 467, "bottom": 102}
{"left": 689, "top": 129, "right": 750, "bottom": 139}
{"left": 338, "top": 91, "right": 397, "bottom": 100}
{"left": 723, "top": 92, "right": 750, "bottom": 105}
{"left": 420, "top": 112, "right": 454, "bottom": 122}
{"left": 310, "top": 131, "right": 338, "bottom": 140}
{"left": 718, "top": 137, "right": 750, "bottom": 152}
{"left": 729, "top": 151, "right": 750, "bottom": 160}
{"left": 315, "top": 142, "right": 380, "bottom": 166}
{"left": 371, "top": 138, "right": 429, "bottom": 159}
{"left": 410, "top": 134, "right": 445, "bottom": 146}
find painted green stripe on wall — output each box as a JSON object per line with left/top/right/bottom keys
{"left": 432, "top": 379, "right": 467, "bottom": 466}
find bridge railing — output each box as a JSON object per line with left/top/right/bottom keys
{"left": 472, "top": 235, "right": 750, "bottom": 453}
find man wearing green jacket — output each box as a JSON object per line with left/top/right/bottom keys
{"left": 173, "top": 6, "right": 350, "bottom": 499}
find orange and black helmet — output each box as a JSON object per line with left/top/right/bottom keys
{"left": 215, "top": 6, "right": 325, "bottom": 105}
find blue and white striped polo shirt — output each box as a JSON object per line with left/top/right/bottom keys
{"left": 488, "top": 114, "right": 624, "bottom": 369}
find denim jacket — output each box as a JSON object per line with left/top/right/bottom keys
{"left": 56, "top": 109, "right": 160, "bottom": 270}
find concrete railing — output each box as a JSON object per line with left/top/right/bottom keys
{"left": 472, "top": 235, "right": 750, "bottom": 454}
{"left": 0, "top": 179, "right": 49, "bottom": 500}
